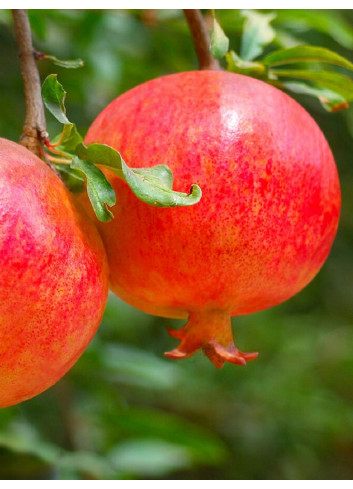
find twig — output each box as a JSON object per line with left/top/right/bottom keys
{"left": 183, "top": 9, "right": 220, "bottom": 70}
{"left": 12, "top": 9, "right": 48, "bottom": 157}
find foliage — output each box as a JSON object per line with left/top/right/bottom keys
{"left": 41, "top": 74, "right": 201, "bottom": 221}
{"left": 0, "top": 9, "right": 353, "bottom": 480}
{"left": 211, "top": 10, "right": 353, "bottom": 111}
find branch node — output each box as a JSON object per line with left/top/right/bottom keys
{"left": 33, "top": 49, "right": 45, "bottom": 60}
{"left": 19, "top": 125, "right": 43, "bottom": 156}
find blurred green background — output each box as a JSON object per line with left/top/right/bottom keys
{"left": 0, "top": 9, "right": 353, "bottom": 480}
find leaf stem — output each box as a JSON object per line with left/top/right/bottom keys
{"left": 47, "top": 155, "right": 72, "bottom": 165}
{"left": 12, "top": 9, "right": 48, "bottom": 157}
{"left": 45, "top": 142, "right": 70, "bottom": 158}
{"left": 183, "top": 9, "right": 220, "bottom": 70}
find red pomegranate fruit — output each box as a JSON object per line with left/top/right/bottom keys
{"left": 0, "top": 138, "right": 109, "bottom": 407}
{"left": 84, "top": 71, "right": 340, "bottom": 368}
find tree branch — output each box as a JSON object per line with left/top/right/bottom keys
{"left": 183, "top": 9, "right": 220, "bottom": 71}
{"left": 12, "top": 9, "right": 48, "bottom": 157}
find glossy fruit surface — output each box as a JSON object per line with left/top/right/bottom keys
{"left": 0, "top": 138, "right": 109, "bottom": 407}
{"left": 85, "top": 71, "right": 340, "bottom": 367}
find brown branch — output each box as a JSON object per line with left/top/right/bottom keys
{"left": 183, "top": 9, "right": 220, "bottom": 71}
{"left": 12, "top": 9, "right": 48, "bottom": 157}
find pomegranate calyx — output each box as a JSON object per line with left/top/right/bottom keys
{"left": 165, "top": 310, "right": 258, "bottom": 368}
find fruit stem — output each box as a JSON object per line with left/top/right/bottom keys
{"left": 12, "top": 9, "right": 48, "bottom": 157}
{"left": 183, "top": 9, "right": 221, "bottom": 71}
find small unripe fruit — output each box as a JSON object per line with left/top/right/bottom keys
{"left": 0, "top": 138, "right": 109, "bottom": 407}
{"left": 85, "top": 71, "right": 340, "bottom": 367}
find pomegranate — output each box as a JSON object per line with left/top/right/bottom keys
{"left": 84, "top": 71, "right": 340, "bottom": 367}
{"left": 0, "top": 138, "right": 109, "bottom": 407}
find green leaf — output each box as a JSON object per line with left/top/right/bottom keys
{"left": 274, "top": 10, "right": 353, "bottom": 50}
{"left": 270, "top": 69, "right": 353, "bottom": 100}
{"left": 53, "top": 164, "right": 85, "bottom": 193}
{"left": 210, "top": 15, "right": 229, "bottom": 59}
{"left": 44, "top": 55, "right": 84, "bottom": 69}
{"left": 226, "top": 50, "right": 266, "bottom": 77}
{"left": 77, "top": 143, "right": 202, "bottom": 208}
{"left": 105, "top": 408, "right": 228, "bottom": 466}
{"left": 0, "top": 423, "right": 59, "bottom": 465}
{"left": 41, "top": 74, "right": 70, "bottom": 124}
{"left": 70, "top": 157, "right": 116, "bottom": 222}
{"left": 108, "top": 439, "right": 193, "bottom": 477}
{"left": 240, "top": 10, "right": 276, "bottom": 61}
{"left": 76, "top": 143, "right": 124, "bottom": 175}
{"left": 100, "top": 343, "right": 181, "bottom": 390}
{"left": 263, "top": 46, "right": 353, "bottom": 71}
{"left": 54, "top": 123, "right": 83, "bottom": 153}
{"left": 57, "top": 451, "right": 115, "bottom": 480}
{"left": 281, "top": 81, "right": 349, "bottom": 112}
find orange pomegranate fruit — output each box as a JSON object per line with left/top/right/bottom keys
{"left": 84, "top": 71, "right": 340, "bottom": 367}
{"left": 0, "top": 138, "right": 109, "bottom": 407}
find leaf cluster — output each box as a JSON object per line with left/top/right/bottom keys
{"left": 210, "top": 10, "right": 353, "bottom": 112}
{"left": 42, "top": 74, "right": 201, "bottom": 222}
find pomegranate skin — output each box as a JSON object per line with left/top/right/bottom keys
{"left": 0, "top": 138, "right": 109, "bottom": 407}
{"left": 85, "top": 71, "right": 340, "bottom": 367}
